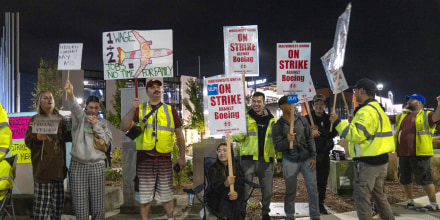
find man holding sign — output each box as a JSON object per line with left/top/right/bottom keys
{"left": 273, "top": 96, "right": 319, "bottom": 220}
{"left": 121, "top": 79, "right": 185, "bottom": 220}
{"left": 231, "top": 92, "right": 278, "bottom": 220}
{"left": 330, "top": 78, "right": 395, "bottom": 220}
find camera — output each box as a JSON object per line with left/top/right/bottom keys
{"left": 126, "top": 125, "right": 142, "bottom": 140}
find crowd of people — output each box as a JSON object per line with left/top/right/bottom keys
{"left": 0, "top": 77, "right": 439, "bottom": 220}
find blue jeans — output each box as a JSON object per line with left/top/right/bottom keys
{"left": 283, "top": 159, "right": 320, "bottom": 219}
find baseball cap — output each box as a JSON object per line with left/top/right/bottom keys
{"left": 146, "top": 79, "right": 162, "bottom": 88}
{"left": 406, "top": 93, "right": 426, "bottom": 105}
{"left": 353, "top": 78, "right": 377, "bottom": 92}
{"left": 313, "top": 94, "right": 326, "bottom": 103}
{"left": 278, "top": 96, "right": 288, "bottom": 106}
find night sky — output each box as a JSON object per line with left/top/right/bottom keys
{"left": 2, "top": 0, "right": 440, "bottom": 107}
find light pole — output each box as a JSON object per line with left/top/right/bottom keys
{"left": 377, "top": 83, "right": 383, "bottom": 104}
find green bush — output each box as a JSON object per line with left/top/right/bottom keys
{"left": 112, "top": 148, "right": 122, "bottom": 168}
{"left": 105, "top": 168, "right": 122, "bottom": 181}
{"left": 172, "top": 144, "right": 193, "bottom": 186}
{"left": 431, "top": 157, "right": 440, "bottom": 184}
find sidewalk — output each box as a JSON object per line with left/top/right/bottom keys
{"left": 14, "top": 193, "right": 440, "bottom": 219}
{"left": 298, "top": 192, "right": 440, "bottom": 220}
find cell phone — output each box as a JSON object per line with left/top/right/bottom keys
{"left": 173, "top": 163, "right": 181, "bottom": 173}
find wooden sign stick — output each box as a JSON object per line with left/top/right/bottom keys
{"left": 226, "top": 134, "right": 235, "bottom": 193}
{"left": 330, "top": 69, "right": 342, "bottom": 132}
{"left": 305, "top": 101, "right": 314, "bottom": 127}
{"left": 289, "top": 104, "right": 295, "bottom": 149}
{"left": 65, "top": 70, "right": 70, "bottom": 100}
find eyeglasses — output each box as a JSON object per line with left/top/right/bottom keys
{"left": 216, "top": 150, "right": 227, "bottom": 155}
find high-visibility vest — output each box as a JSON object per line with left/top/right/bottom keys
{"left": 0, "top": 104, "right": 11, "bottom": 161}
{"left": 136, "top": 102, "right": 175, "bottom": 153}
{"left": 336, "top": 102, "right": 395, "bottom": 158}
{"left": 394, "top": 110, "right": 435, "bottom": 156}
{"left": 0, "top": 160, "right": 13, "bottom": 201}
{"left": 232, "top": 114, "right": 280, "bottom": 162}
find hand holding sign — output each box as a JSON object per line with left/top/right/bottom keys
{"left": 64, "top": 80, "right": 74, "bottom": 100}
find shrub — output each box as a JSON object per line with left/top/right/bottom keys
{"left": 431, "top": 157, "right": 440, "bottom": 184}
{"left": 386, "top": 153, "right": 398, "bottom": 181}
{"left": 112, "top": 148, "right": 122, "bottom": 168}
{"left": 105, "top": 168, "right": 122, "bottom": 181}
{"left": 172, "top": 144, "right": 193, "bottom": 186}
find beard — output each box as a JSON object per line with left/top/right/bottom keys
{"left": 405, "top": 103, "right": 416, "bottom": 111}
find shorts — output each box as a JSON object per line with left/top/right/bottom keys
{"left": 398, "top": 156, "right": 433, "bottom": 185}
{"left": 134, "top": 155, "right": 173, "bottom": 204}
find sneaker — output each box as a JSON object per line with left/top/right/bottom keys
{"left": 407, "top": 201, "right": 416, "bottom": 210}
{"left": 422, "top": 203, "right": 440, "bottom": 211}
{"left": 262, "top": 214, "right": 271, "bottom": 220}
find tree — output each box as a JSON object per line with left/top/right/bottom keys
{"left": 182, "top": 78, "right": 204, "bottom": 133}
{"left": 30, "top": 58, "right": 63, "bottom": 111}
{"left": 101, "top": 79, "right": 127, "bottom": 129}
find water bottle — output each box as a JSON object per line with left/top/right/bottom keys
{"left": 336, "top": 153, "right": 340, "bottom": 161}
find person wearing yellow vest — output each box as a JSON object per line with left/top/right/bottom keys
{"left": 0, "top": 103, "right": 13, "bottom": 201}
{"left": 121, "top": 79, "right": 185, "bottom": 220}
{"left": 330, "top": 78, "right": 395, "bottom": 220}
{"left": 231, "top": 92, "right": 278, "bottom": 220}
{"left": 389, "top": 94, "right": 440, "bottom": 211}
{"left": 0, "top": 103, "right": 12, "bottom": 161}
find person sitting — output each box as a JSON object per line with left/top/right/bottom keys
{"left": 206, "top": 143, "right": 245, "bottom": 220}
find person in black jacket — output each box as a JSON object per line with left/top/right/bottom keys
{"left": 305, "top": 94, "right": 338, "bottom": 214}
{"left": 206, "top": 143, "right": 245, "bottom": 220}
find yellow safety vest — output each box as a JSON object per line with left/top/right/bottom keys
{"left": 136, "top": 102, "right": 175, "bottom": 153}
{"left": 232, "top": 114, "right": 280, "bottom": 162}
{"left": 0, "top": 104, "right": 11, "bottom": 161}
{"left": 394, "top": 110, "right": 435, "bottom": 156}
{"left": 336, "top": 102, "right": 395, "bottom": 158}
{"left": 0, "top": 160, "right": 13, "bottom": 201}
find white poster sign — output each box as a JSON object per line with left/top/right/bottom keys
{"left": 205, "top": 75, "right": 246, "bottom": 135}
{"left": 321, "top": 48, "right": 349, "bottom": 93}
{"left": 276, "top": 43, "right": 315, "bottom": 103}
{"left": 329, "top": 3, "right": 352, "bottom": 72}
{"left": 32, "top": 118, "right": 59, "bottom": 134}
{"left": 57, "top": 43, "right": 83, "bottom": 70}
{"left": 223, "top": 25, "right": 259, "bottom": 76}
{"left": 102, "top": 29, "right": 173, "bottom": 80}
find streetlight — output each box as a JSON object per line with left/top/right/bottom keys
{"left": 377, "top": 83, "right": 383, "bottom": 104}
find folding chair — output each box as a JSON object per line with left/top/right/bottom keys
{"left": 183, "top": 157, "right": 263, "bottom": 220}
{"left": 0, "top": 155, "right": 17, "bottom": 220}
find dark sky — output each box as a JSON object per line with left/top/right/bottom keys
{"left": 2, "top": 0, "right": 440, "bottom": 107}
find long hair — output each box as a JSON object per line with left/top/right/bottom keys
{"left": 213, "top": 143, "right": 238, "bottom": 179}
{"left": 35, "top": 91, "right": 59, "bottom": 115}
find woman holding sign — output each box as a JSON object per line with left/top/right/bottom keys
{"left": 65, "top": 80, "right": 112, "bottom": 220}
{"left": 206, "top": 143, "right": 245, "bottom": 220}
{"left": 25, "top": 91, "right": 68, "bottom": 220}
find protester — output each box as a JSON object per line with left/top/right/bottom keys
{"left": 24, "top": 91, "right": 68, "bottom": 220}
{"left": 231, "top": 91, "right": 279, "bottom": 220}
{"left": 0, "top": 103, "right": 12, "bottom": 162}
{"left": 305, "top": 94, "right": 338, "bottom": 214}
{"left": 65, "top": 81, "right": 112, "bottom": 220}
{"left": 330, "top": 78, "right": 395, "bottom": 220}
{"left": 0, "top": 103, "right": 13, "bottom": 202}
{"left": 120, "top": 79, "right": 185, "bottom": 220}
{"left": 206, "top": 143, "right": 245, "bottom": 220}
{"left": 389, "top": 94, "right": 440, "bottom": 211}
{"left": 273, "top": 96, "right": 320, "bottom": 220}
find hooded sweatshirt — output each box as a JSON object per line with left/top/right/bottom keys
{"left": 68, "top": 97, "right": 112, "bottom": 164}
{"left": 273, "top": 115, "right": 316, "bottom": 162}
